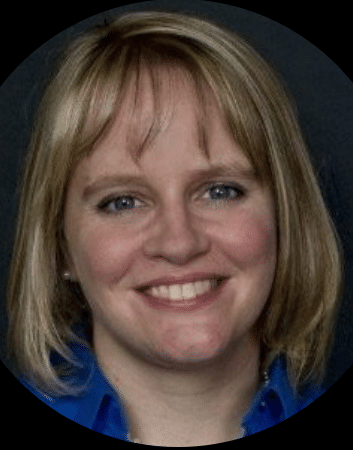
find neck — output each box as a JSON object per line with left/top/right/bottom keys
{"left": 94, "top": 333, "right": 260, "bottom": 447}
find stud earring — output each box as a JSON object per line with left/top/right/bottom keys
{"left": 62, "top": 271, "right": 71, "bottom": 280}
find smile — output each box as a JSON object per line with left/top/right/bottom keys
{"left": 136, "top": 276, "right": 228, "bottom": 312}
{"left": 147, "top": 280, "right": 216, "bottom": 301}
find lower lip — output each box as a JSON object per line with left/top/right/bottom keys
{"left": 136, "top": 280, "right": 228, "bottom": 312}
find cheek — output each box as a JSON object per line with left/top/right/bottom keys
{"left": 70, "top": 224, "right": 139, "bottom": 284}
{"left": 217, "top": 212, "right": 277, "bottom": 268}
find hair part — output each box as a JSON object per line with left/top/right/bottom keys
{"left": 6, "top": 11, "right": 343, "bottom": 397}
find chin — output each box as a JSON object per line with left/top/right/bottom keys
{"left": 151, "top": 334, "right": 236, "bottom": 370}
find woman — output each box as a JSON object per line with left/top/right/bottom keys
{"left": 6, "top": 11, "right": 342, "bottom": 446}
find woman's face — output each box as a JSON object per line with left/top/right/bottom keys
{"left": 64, "top": 72, "right": 277, "bottom": 369}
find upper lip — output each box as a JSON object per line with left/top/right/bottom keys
{"left": 135, "top": 273, "right": 228, "bottom": 291}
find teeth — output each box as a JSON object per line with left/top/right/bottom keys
{"left": 182, "top": 283, "right": 196, "bottom": 299}
{"left": 170, "top": 284, "right": 182, "bottom": 300}
{"left": 147, "top": 280, "right": 213, "bottom": 301}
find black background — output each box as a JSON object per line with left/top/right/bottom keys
{"left": 1, "top": 2, "right": 352, "bottom": 444}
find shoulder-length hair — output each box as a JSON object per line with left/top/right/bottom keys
{"left": 6, "top": 11, "right": 343, "bottom": 396}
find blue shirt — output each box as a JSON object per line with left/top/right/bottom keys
{"left": 19, "top": 342, "right": 325, "bottom": 442}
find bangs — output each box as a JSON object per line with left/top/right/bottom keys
{"left": 118, "top": 57, "right": 213, "bottom": 162}
{"left": 75, "top": 45, "right": 214, "bottom": 166}
{"left": 63, "top": 32, "right": 271, "bottom": 186}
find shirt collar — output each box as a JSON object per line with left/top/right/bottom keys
{"left": 73, "top": 346, "right": 296, "bottom": 420}
{"left": 263, "top": 356, "right": 299, "bottom": 418}
{"left": 65, "top": 342, "right": 129, "bottom": 433}
{"left": 48, "top": 342, "right": 308, "bottom": 438}
{"left": 241, "top": 355, "right": 300, "bottom": 435}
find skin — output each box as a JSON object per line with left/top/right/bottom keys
{"left": 63, "top": 69, "right": 277, "bottom": 446}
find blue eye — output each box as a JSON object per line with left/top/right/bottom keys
{"left": 204, "top": 184, "right": 244, "bottom": 201}
{"left": 97, "top": 195, "right": 140, "bottom": 214}
{"left": 97, "top": 184, "right": 244, "bottom": 215}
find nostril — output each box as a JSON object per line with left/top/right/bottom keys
{"left": 142, "top": 221, "right": 211, "bottom": 264}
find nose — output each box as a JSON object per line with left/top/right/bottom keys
{"left": 143, "top": 202, "right": 211, "bottom": 265}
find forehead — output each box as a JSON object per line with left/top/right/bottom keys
{"left": 93, "top": 64, "right": 240, "bottom": 164}
{"left": 68, "top": 66, "right": 259, "bottom": 199}
{"left": 77, "top": 75, "right": 255, "bottom": 197}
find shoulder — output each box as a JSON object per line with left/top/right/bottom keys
{"left": 18, "top": 375, "right": 88, "bottom": 422}
{"left": 17, "top": 342, "right": 105, "bottom": 425}
{"left": 17, "top": 359, "right": 130, "bottom": 439}
{"left": 296, "top": 382, "right": 327, "bottom": 410}
{"left": 266, "top": 357, "right": 326, "bottom": 416}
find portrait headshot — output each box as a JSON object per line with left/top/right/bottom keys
{"left": 1, "top": 2, "right": 352, "bottom": 446}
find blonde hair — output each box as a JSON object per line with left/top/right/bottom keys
{"left": 6, "top": 11, "right": 343, "bottom": 396}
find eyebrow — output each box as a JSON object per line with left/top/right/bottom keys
{"left": 82, "top": 164, "right": 258, "bottom": 201}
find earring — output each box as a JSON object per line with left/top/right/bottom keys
{"left": 62, "top": 271, "right": 71, "bottom": 280}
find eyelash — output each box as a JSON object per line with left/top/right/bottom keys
{"left": 96, "top": 183, "right": 245, "bottom": 215}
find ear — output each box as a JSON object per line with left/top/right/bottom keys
{"left": 60, "top": 236, "right": 79, "bottom": 282}
{"left": 63, "top": 265, "right": 79, "bottom": 282}
{"left": 63, "top": 254, "right": 79, "bottom": 282}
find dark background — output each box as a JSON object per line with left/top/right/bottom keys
{"left": 1, "top": 2, "right": 352, "bottom": 440}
